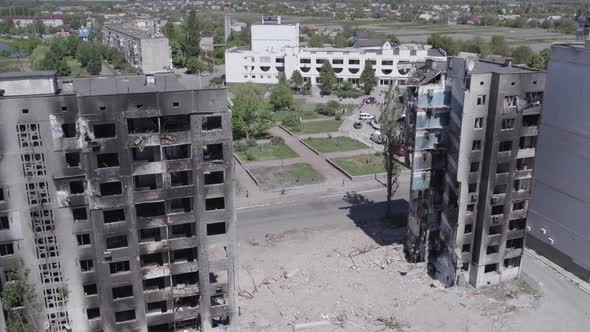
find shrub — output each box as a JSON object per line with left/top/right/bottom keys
{"left": 244, "top": 150, "right": 256, "bottom": 161}
{"left": 336, "top": 88, "right": 364, "bottom": 99}
{"left": 315, "top": 103, "right": 334, "bottom": 116}
{"left": 270, "top": 136, "right": 285, "bottom": 145}
{"left": 234, "top": 140, "right": 248, "bottom": 152}
{"left": 335, "top": 113, "right": 342, "bottom": 121}
{"left": 246, "top": 139, "right": 257, "bottom": 148}
{"left": 282, "top": 112, "right": 301, "bottom": 131}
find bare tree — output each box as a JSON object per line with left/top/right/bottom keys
{"left": 380, "top": 87, "right": 403, "bottom": 218}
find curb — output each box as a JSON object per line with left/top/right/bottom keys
{"left": 278, "top": 124, "right": 295, "bottom": 136}
{"left": 299, "top": 138, "right": 322, "bottom": 155}
{"left": 233, "top": 153, "right": 260, "bottom": 188}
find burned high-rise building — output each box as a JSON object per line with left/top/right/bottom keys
{"left": 0, "top": 71, "right": 238, "bottom": 331}
{"left": 404, "top": 57, "right": 545, "bottom": 287}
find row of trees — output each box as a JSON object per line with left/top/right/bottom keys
{"left": 29, "top": 35, "right": 102, "bottom": 76}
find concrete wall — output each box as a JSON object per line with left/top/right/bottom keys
{"left": 251, "top": 23, "right": 299, "bottom": 52}
{"left": 140, "top": 38, "right": 172, "bottom": 74}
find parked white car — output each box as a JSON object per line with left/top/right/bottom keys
{"left": 370, "top": 130, "right": 382, "bottom": 144}
{"left": 359, "top": 112, "right": 375, "bottom": 121}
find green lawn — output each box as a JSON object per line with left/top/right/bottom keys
{"left": 304, "top": 136, "right": 368, "bottom": 153}
{"left": 0, "top": 57, "right": 28, "bottom": 72}
{"left": 290, "top": 119, "right": 343, "bottom": 134}
{"left": 250, "top": 163, "right": 325, "bottom": 189}
{"left": 236, "top": 142, "right": 298, "bottom": 161}
{"left": 332, "top": 154, "right": 386, "bottom": 176}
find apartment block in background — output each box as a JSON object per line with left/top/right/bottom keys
{"left": 0, "top": 71, "right": 238, "bottom": 332}
{"left": 526, "top": 42, "right": 590, "bottom": 283}
{"left": 405, "top": 57, "right": 546, "bottom": 287}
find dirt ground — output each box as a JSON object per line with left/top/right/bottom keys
{"left": 237, "top": 221, "right": 543, "bottom": 332}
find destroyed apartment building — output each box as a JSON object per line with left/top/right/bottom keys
{"left": 0, "top": 71, "right": 238, "bottom": 331}
{"left": 404, "top": 57, "right": 545, "bottom": 287}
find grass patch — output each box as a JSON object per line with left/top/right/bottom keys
{"left": 289, "top": 119, "right": 343, "bottom": 134}
{"left": 66, "top": 57, "right": 88, "bottom": 76}
{"left": 0, "top": 57, "right": 29, "bottom": 72}
{"left": 304, "top": 136, "right": 368, "bottom": 153}
{"left": 332, "top": 154, "right": 385, "bottom": 176}
{"left": 250, "top": 163, "right": 324, "bottom": 189}
{"left": 236, "top": 142, "right": 298, "bottom": 161}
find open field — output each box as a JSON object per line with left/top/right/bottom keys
{"left": 332, "top": 154, "right": 386, "bottom": 176}
{"left": 289, "top": 119, "right": 344, "bottom": 134}
{"left": 304, "top": 136, "right": 368, "bottom": 153}
{"left": 249, "top": 163, "right": 325, "bottom": 189}
{"left": 236, "top": 142, "right": 298, "bottom": 161}
{"left": 0, "top": 57, "right": 29, "bottom": 72}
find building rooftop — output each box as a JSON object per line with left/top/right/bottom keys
{"left": 71, "top": 73, "right": 185, "bottom": 96}
{"left": 0, "top": 71, "right": 56, "bottom": 79}
{"left": 103, "top": 24, "right": 162, "bottom": 40}
{"left": 472, "top": 59, "right": 538, "bottom": 74}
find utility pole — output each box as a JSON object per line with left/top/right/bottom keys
{"left": 224, "top": 1, "right": 231, "bottom": 43}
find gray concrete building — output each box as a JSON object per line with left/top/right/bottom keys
{"left": 405, "top": 57, "right": 546, "bottom": 287}
{"left": 0, "top": 71, "right": 238, "bottom": 331}
{"left": 526, "top": 42, "right": 590, "bottom": 283}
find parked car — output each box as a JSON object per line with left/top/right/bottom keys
{"left": 370, "top": 130, "right": 382, "bottom": 144}
{"left": 200, "top": 71, "right": 211, "bottom": 76}
{"left": 359, "top": 112, "right": 375, "bottom": 121}
{"left": 353, "top": 121, "right": 363, "bottom": 129}
{"left": 365, "top": 96, "right": 377, "bottom": 104}
{"left": 370, "top": 119, "right": 381, "bottom": 130}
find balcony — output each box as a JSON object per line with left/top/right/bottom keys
{"left": 520, "top": 126, "right": 538, "bottom": 137}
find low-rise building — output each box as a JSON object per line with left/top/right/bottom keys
{"left": 0, "top": 15, "right": 64, "bottom": 27}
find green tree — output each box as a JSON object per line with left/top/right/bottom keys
{"left": 185, "top": 56, "right": 206, "bottom": 74}
{"left": 490, "top": 35, "right": 510, "bottom": 56}
{"left": 380, "top": 88, "right": 402, "bottom": 218}
{"left": 528, "top": 54, "right": 545, "bottom": 70}
{"left": 308, "top": 33, "right": 324, "bottom": 47}
{"left": 66, "top": 33, "right": 81, "bottom": 56}
{"left": 427, "top": 33, "right": 459, "bottom": 56}
{"left": 512, "top": 46, "right": 534, "bottom": 65}
{"left": 30, "top": 45, "right": 51, "bottom": 70}
{"left": 269, "top": 83, "right": 293, "bottom": 112}
{"left": 319, "top": 62, "right": 337, "bottom": 95}
{"left": 278, "top": 72, "right": 288, "bottom": 85}
{"left": 540, "top": 48, "right": 550, "bottom": 69}
{"left": 302, "top": 79, "right": 312, "bottom": 95}
{"left": 48, "top": 39, "right": 71, "bottom": 76}
{"left": 289, "top": 70, "right": 304, "bottom": 92}
{"left": 183, "top": 10, "right": 201, "bottom": 57}
{"left": 2, "top": 270, "right": 40, "bottom": 332}
{"left": 86, "top": 50, "right": 102, "bottom": 75}
{"left": 462, "top": 37, "right": 490, "bottom": 56}
{"left": 170, "top": 39, "right": 186, "bottom": 67}
{"left": 333, "top": 32, "right": 349, "bottom": 47}
{"left": 163, "top": 21, "right": 175, "bottom": 39}
{"left": 76, "top": 42, "right": 93, "bottom": 67}
{"left": 360, "top": 62, "right": 376, "bottom": 95}
{"left": 231, "top": 83, "right": 274, "bottom": 140}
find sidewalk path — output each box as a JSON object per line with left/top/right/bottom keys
{"left": 298, "top": 132, "right": 343, "bottom": 139}
{"left": 242, "top": 157, "right": 304, "bottom": 168}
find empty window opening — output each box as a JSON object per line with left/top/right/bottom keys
{"left": 84, "top": 284, "right": 98, "bottom": 296}
{"left": 77, "top": 234, "right": 91, "bottom": 246}
{"left": 143, "top": 277, "right": 167, "bottom": 290}
{"left": 487, "top": 245, "right": 500, "bottom": 254}
{"left": 62, "top": 123, "right": 76, "bottom": 138}
{"left": 504, "top": 95, "right": 517, "bottom": 108}
{"left": 141, "top": 252, "right": 164, "bottom": 267}
{"left": 176, "top": 318, "right": 201, "bottom": 330}
{"left": 516, "top": 158, "right": 533, "bottom": 171}
{"left": 205, "top": 197, "right": 225, "bottom": 211}
{"left": 514, "top": 178, "right": 531, "bottom": 192}
{"left": 73, "top": 208, "right": 87, "bottom": 221}
{"left": 161, "top": 115, "right": 190, "bottom": 132}
{"left": 499, "top": 140, "right": 513, "bottom": 152}
{"left": 501, "top": 118, "right": 515, "bottom": 130}
{"left": 203, "top": 143, "right": 223, "bottom": 161}
{"left": 136, "top": 104, "right": 144, "bottom": 109}
{"left": 519, "top": 136, "right": 537, "bottom": 149}
{"left": 212, "top": 316, "right": 230, "bottom": 328}
{"left": 496, "top": 162, "right": 510, "bottom": 174}
{"left": 476, "top": 95, "right": 486, "bottom": 105}
{"left": 504, "top": 256, "right": 521, "bottom": 268}
{"left": 70, "top": 180, "right": 85, "bottom": 194}
{"left": 525, "top": 91, "right": 543, "bottom": 104}
{"left": 470, "top": 162, "right": 479, "bottom": 172}
{"left": 172, "top": 248, "right": 197, "bottom": 263}
{"left": 171, "top": 170, "right": 192, "bottom": 187}
{"left": 148, "top": 324, "right": 169, "bottom": 332}
{"left": 209, "top": 270, "right": 228, "bottom": 284}
{"left": 489, "top": 225, "right": 503, "bottom": 235}
{"left": 0, "top": 243, "right": 14, "bottom": 256}
{"left": 139, "top": 227, "right": 162, "bottom": 242}
{"left": 474, "top": 117, "right": 483, "bottom": 129}
{"left": 177, "top": 295, "right": 198, "bottom": 308}
{"left": 509, "top": 218, "right": 526, "bottom": 231}
{"left": 461, "top": 244, "right": 471, "bottom": 253}
{"left": 513, "top": 200, "right": 526, "bottom": 211}
{"left": 97, "top": 153, "right": 119, "bottom": 168}
{"left": 147, "top": 301, "right": 167, "bottom": 314}
{"left": 164, "top": 144, "right": 191, "bottom": 160}
{"left": 462, "top": 262, "right": 470, "bottom": 271}
{"left": 80, "top": 259, "right": 94, "bottom": 272}
{"left": 106, "top": 235, "right": 128, "bottom": 249}
{"left": 472, "top": 140, "right": 482, "bottom": 151}
{"left": 110, "top": 261, "right": 130, "bottom": 274}
{"left": 211, "top": 294, "right": 228, "bottom": 307}
{"left": 173, "top": 272, "right": 198, "bottom": 286}
{"left": 172, "top": 102, "right": 180, "bottom": 107}
{"left": 132, "top": 146, "right": 161, "bottom": 162}
{"left": 112, "top": 285, "right": 133, "bottom": 300}
{"left": 99, "top": 105, "right": 106, "bottom": 111}
{"left": 491, "top": 205, "right": 504, "bottom": 215}
{"left": 128, "top": 117, "right": 159, "bottom": 134}
{"left": 0, "top": 188, "right": 3, "bottom": 201}
{"left": 170, "top": 223, "right": 194, "bottom": 238}
{"left": 87, "top": 307, "right": 100, "bottom": 319}
{"left": 22, "top": 108, "right": 29, "bottom": 114}
{"left": 103, "top": 209, "right": 125, "bottom": 224}
{"left": 484, "top": 263, "right": 498, "bottom": 273}
{"left": 0, "top": 216, "right": 9, "bottom": 230}
{"left": 100, "top": 181, "right": 122, "bottom": 196}
{"left": 134, "top": 174, "right": 162, "bottom": 191}
{"left": 136, "top": 202, "right": 166, "bottom": 218}
{"left": 202, "top": 116, "right": 222, "bottom": 131}
{"left": 169, "top": 197, "right": 192, "bottom": 213}
{"left": 506, "top": 237, "right": 524, "bottom": 249}
{"left": 463, "top": 224, "right": 473, "bottom": 234}
{"left": 466, "top": 204, "right": 475, "bottom": 213}
{"left": 115, "top": 309, "right": 136, "bottom": 323}
{"left": 65, "top": 152, "right": 80, "bottom": 167}
{"left": 468, "top": 183, "right": 477, "bottom": 193}
{"left": 204, "top": 170, "right": 224, "bottom": 185}
{"left": 93, "top": 124, "right": 116, "bottom": 138}
{"left": 493, "top": 184, "right": 507, "bottom": 195}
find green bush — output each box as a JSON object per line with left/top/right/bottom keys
{"left": 234, "top": 140, "right": 248, "bottom": 152}
{"left": 246, "top": 139, "right": 257, "bottom": 148}
{"left": 335, "top": 113, "right": 342, "bottom": 121}
{"left": 315, "top": 101, "right": 341, "bottom": 116}
{"left": 336, "top": 88, "right": 364, "bottom": 99}
{"left": 244, "top": 150, "right": 256, "bottom": 161}
{"left": 282, "top": 112, "right": 301, "bottom": 131}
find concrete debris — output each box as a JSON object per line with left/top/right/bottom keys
{"left": 291, "top": 320, "right": 331, "bottom": 331}
{"left": 284, "top": 269, "right": 299, "bottom": 279}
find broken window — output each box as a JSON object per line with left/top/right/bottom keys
{"left": 0, "top": 243, "right": 14, "bottom": 256}
{"left": 100, "top": 181, "right": 122, "bottom": 196}
{"left": 143, "top": 277, "right": 166, "bottom": 290}
{"left": 93, "top": 124, "right": 116, "bottom": 138}
{"left": 468, "top": 183, "right": 477, "bottom": 193}
{"left": 489, "top": 225, "right": 503, "bottom": 235}
{"left": 136, "top": 202, "right": 166, "bottom": 218}
{"left": 103, "top": 209, "right": 125, "bottom": 224}
{"left": 110, "top": 261, "right": 130, "bottom": 274}
{"left": 176, "top": 318, "right": 201, "bottom": 330}
{"left": 516, "top": 158, "right": 533, "bottom": 171}
{"left": 205, "top": 197, "right": 225, "bottom": 211}
{"left": 87, "top": 307, "right": 100, "bottom": 319}
{"left": 202, "top": 116, "right": 222, "bottom": 131}
{"left": 484, "top": 263, "right": 497, "bottom": 273}
{"left": 464, "top": 224, "right": 473, "bottom": 234}
{"left": 472, "top": 140, "right": 481, "bottom": 151}
{"left": 212, "top": 316, "right": 230, "bottom": 328}
{"left": 513, "top": 200, "right": 526, "bottom": 211}
{"left": 514, "top": 178, "right": 531, "bottom": 192}
{"left": 73, "top": 207, "right": 88, "bottom": 221}
{"left": 177, "top": 295, "right": 198, "bottom": 308}
{"left": 470, "top": 162, "right": 479, "bottom": 172}
{"left": 476, "top": 95, "right": 486, "bottom": 105}
{"left": 498, "top": 140, "right": 513, "bottom": 152}
{"left": 509, "top": 218, "right": 526, "bottom": 231}
{"left": 84, "top": 284, "right": 97, "bottom": 296}
{"left": 132, "top": 146, "right": 161, "bottom": 162}
{"left": 474, "top": 117, "right": 483, "bottom": 129}
{"left": 115, "top": 309, "right": 136, "bottom": 322}
{"left": 112, "top": 285, "right": 133, "bottom": 299}
{"left": 211, "top": 293, "right": 229, "bottom": 307}
{"left": 0, "top": 188, "right": 4, "bottom": 201}
{"left": 97, "top": 153, "right": 119, "bottom": 168}
{"left": 106, "top": 235, "right": 128, "bottom": 249}
{"left": 493, "top": 184, "right": 507, "bottom": 195}
{"left": 506, "top": 237, "right": 524, "bottom": 249}
{"left": 496, "top": 162, "right": 510, "bottom": 174}
{"left": 70, "top": 180, "right": 85, "bottom": 194}
{"left": 141, "top": 252, "right": 164, "bottom": 267}
{"left": 80, "top": 259, "right": 94, "bottom": 272}
{"left": 461, "top": 244, "right": 470, "bottom": 253}
{"left": 501, "top": 118, "right": 515, "bottom": 130}
{"left": 519, "top": 136, "right": 537, "bottom": 149}
{"left": 172, "top": 272, "right": 198, "bottom": 286}
{"left": 203, "top": 144, "right": 223, "bottom": 161}
{"left": 491, "top": 205, "right": 504, "bottom": 215}
{"left": 522, "top": 114, "right": 540, "bottom": 127}
{"left": 146, "top": 301, "right": 167, "bottom": 314}
{"left": 139, "top": 228, "right": 162, "bottom": 242}
{"left": 504, "top": 256, "right": 521, "bottom": 268}
{"left": 172, "top": 248, "right": 197, "bottom": 263}
{"left": 164, "top": 144, "right": 191, "bottom": 160}
{"left": 204, "top": 170, "right": 224, "bottom": 185}
{"left": 487, "top": 245, "right": 499, "bottom": 255}
{"left": 169, "top": 197, "right": 192, "bottom": 213}
{"left": 134, "top": 174, "right": 162, "bottom": 191}
{"left": 77, "top": 234, "right": 91, "bottom": 246}
{"left": 128, "top": 117, "right": 159, "bottom": 134}
{"left": 525, "top": 91, "right": 543, "bottom": 104}
{"left": 62, "top": 123, "right": 76, "bottom": 138}
{"left": 504, "top": 95, "right": 517, "bottom": 108}
{"left": 161, "top": 115, "right": 190, "bottom": 132}
{"left": 466, "top": 204, "right": 475, "bottom": 213}
{"left": 171, "top": 170, "right": 192, "bottom": 187}
{"left": 170, "top": 223, "right": 193, "bottom": 238}
{"left": 65, "top": 152, "right": 80, "bottom": 167}
{"left": 0, "top": 216, "right": 9, "bottom": 230}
